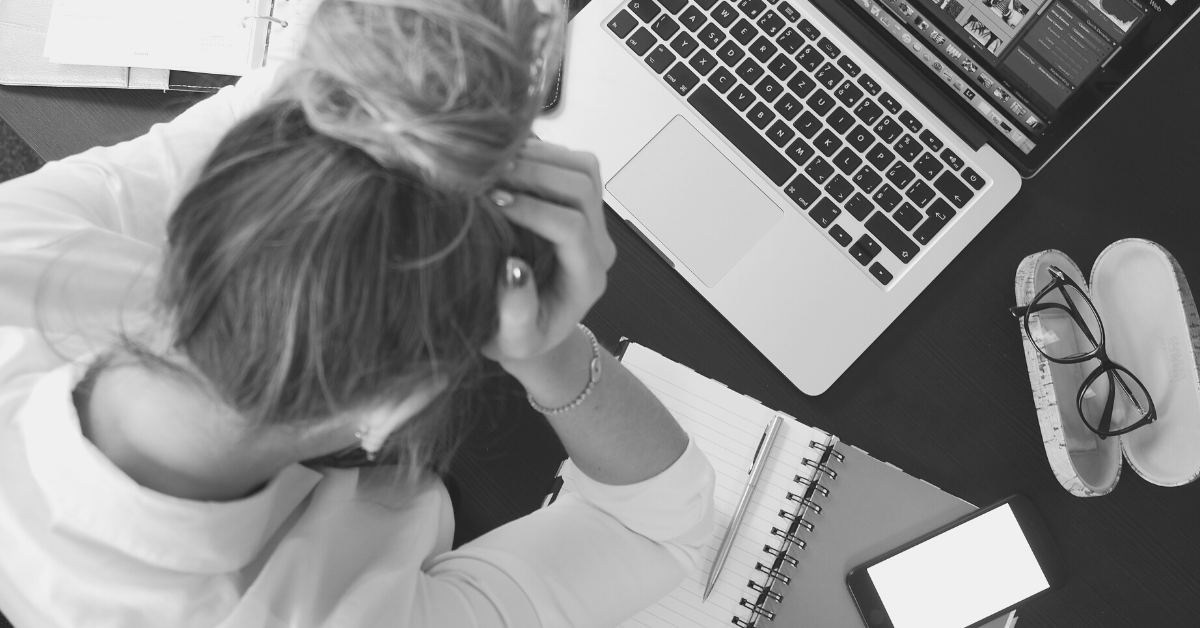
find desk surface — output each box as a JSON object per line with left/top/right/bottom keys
{"left": 3, "top": 11, "right": 1200, "bottom": 628}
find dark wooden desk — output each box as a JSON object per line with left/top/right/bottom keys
{"left": 4, "top": 14, "right": 1199, "bottom": 628}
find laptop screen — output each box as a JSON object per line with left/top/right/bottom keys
{"left": 834, "top": 0, "right": 1198, "bottom": 172}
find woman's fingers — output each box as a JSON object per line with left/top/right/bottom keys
{"left": 483, "top": 258, "right": 546, "bottom": 362}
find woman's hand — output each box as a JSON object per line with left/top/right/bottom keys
{"left": 482, "top": 140, "right": 617, "bottom": 371}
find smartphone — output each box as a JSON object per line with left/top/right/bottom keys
{"left": 846, "top": 494, "right": 1066, "bottom": 628}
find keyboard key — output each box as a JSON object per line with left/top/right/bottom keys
{"left": 906, "top": 180, "right": 935, "bottom": 207}
{"left": 798, "top": 18, "right": 821, "bottom": 39}
{"left": 829, "top": 224, "right": 853, "bottom": 247}
{"left": 934, "top": 171, "right": 974, "bottom": 208}
{"left": 738, "top": 0, "right": 767, "bottom": 18}
{"left": 767, "top": 120, "right": 797, "bottom": 147}
{"left": 816, "top": 37, "right": 841, "bottom": 59}
{"left": 730, "top": 18, "right": 757, "bottom": 44}
{"left": 757, "top": 10, "right": 785, "bottom": 36}
{"left": 629, "top": 0, "right": 662, "bottom": 23}
{"left": 796, "top": 46, "right": 824, "bottom": 72}
{"left": 805, "top": 156, "right": 835, "bottom": 184}
{"left": 653, "top": 14, "right": 681, "bottom": 38}
{"left": 645, "top": 45, "right": 677, "bottom": 73}
{"left": 809, "top": 198, "right": 842, "bottom": 228}
{"left": 919, "top": 130, "right": 944, "bottom": 152}
{"left": 878, "top": 92, "right": 901, "bottom": 114}
{"left": 750, "top": 36, "right": 778, "bottom": 62}
{"left": 709, "top": 67, "right": 736, "bottom": 92}
{"left": 755, "top": 76, "right": 784, "bottom": 102}
{"left": 854, "top": 99, "right": 883, "bottom": 126}
{"left": 833, "top": 80, "right": 864, "bottom": 108}
{"left": 850, "top": 235, "right": 881, "bottom": 265}
{"left": 961, "top": 167, "right": 985, "bottom": 190}
{"left": 869, "top": 262, "right": 893, "bottom": 285}
{"left": 913, "top": 153, "right": 944, "bottom": 180}
{"left": 837, "top": 57, "right": 861, "bottom": 76}
{"left": 661, "top": 0, "right": 688, "bottom": 13}
{"left": 727, "top": 84, "right": 755, "bottom": 110}
{"left": 784, "top": 173, "right": 822, "bottom": 209}
{"left": 806, "top": 89, "right": 835, "bottom": 116}
{"left": 663, "top": 62, "right": 700, "bottom": 95}
{"left": 711, "top": 1, "right": 739, "bottom": 27}
{"left": 913, "top": 199, "right": 955, "bottom": 245}
{"left": 815, "top": 63, "right": 844, "bottom": 91}
{"left": 778, "top": 1, "right": 801, "bottom": 22}
{"left": 814, "top": 129, "right": 843, "bottom": 156}
{"left": 627, "top": 28, "right": 656, "bottom": 56}
{"left": 832, "top": 147, "right": 862, "bottom": 174}
{"left": 608, "top": 10, "right": 639, "bottom": 37}
{"left": 794, "top": 111, "right": 822, "bottom": 138}
{"left": 893, "top": 202, "right": 922, "bottom": 229}
{"left": 857, "top": 74, "right": 881, "bottom": 95}
{"left": 872, "top": 117, "right": 903, "bottom": 144}
{"left": 872, "top": 184, "right": 902, "bottom": 211}
{"left": 827, "top": 107, "right": 855, "bottom": 134}
{"left": 688, "top": 85, "right": 797, "bottom": 185}
{"left": 736, "top": 59, "right": 765, "bottom": 84}
{"left": 777, "top": 28, "right": 805, "bottom": 54}
{"left": 689, "top": 49, "right": 718, "bottom": 75}
{"left": 846, "top": 125, "right": 875, "bottom": 152}
{"left": 679, "top": 6, "right": 707, "bottom": 30}
{"left": 767, "top": 54, "right": 798, "bottom": 81}
{"left": 786, "top": 72, "right": 816, "bottom": 98}
{"left": 940, "top": 148, "right": 964, "bottom": 171}
{"left": 696, "top": 0, "right": 718, "bottom": 8}
{"left": 886, "top": 162, "right": 914, "bottom": 188}
{"left": 670, "top": 32, "right": 700, "bottom": 56}
{"left": 785, "top": 137, "right": 816, "bottom": 167}
{"left": 845, "top": 192, "right": 874, "bottom": 220}
{"left": 866, "top": 212, "right": 919, "bottom": 263}
{"left": 853, "top": 165, "right": 882, "bottom": 192}
{"left": 717, "top": 41, "right": 745, "bottom": 66}
{"left": 747, "top": 102, "right": 776, "bottom": 129}
{"left": 826, "top": 174, "right": 854, "bottom": 202}
{"left": 698, "top": 23, "right": 726, "bottom": 49}
{"left": 898, "top": 110, "right": 922, "bottom": 134}
{"left": 774, "top": 93, "right": 803, "bottom": 120}
{"left": 894, "top": 135, "right": 921, "bottom": 161}
{"left": 866, "top": 143, "right": 895, "bottom": 170}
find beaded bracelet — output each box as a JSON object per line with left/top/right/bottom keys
{"left": 528, "top": 323, "right": 603, "bottom": 415}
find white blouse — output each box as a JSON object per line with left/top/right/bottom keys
{"left": 0, "top": 67, "right": 717, "bottom": 628}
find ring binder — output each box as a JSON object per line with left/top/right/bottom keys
{"left": 777, "top": 509, "right": 815, "bottom": 532}
{"left": 763, "top": 544, "right": 799, "bottom": 567}
{"left": 739, "top": 598, "right": 777, "bottom": 621}
{"left": 770, "top": 526, "right": 807, "bottom": 548}
{"left": 753, "top": 563, "right": 790, "bottom": 585}
{"left": 803, "top": 457, "right": 838, "bottom": 479}
{"left": 785, "top": 492, "right": 823, "bottom": 514}
{"left": 808, "top": 440, "right": 846, "bottom": 462}
{"left": 242, "top": 15, "right": 289, "bottom": 27}
{"left": 793, "top": 474, "right": 830, "bottom": 496}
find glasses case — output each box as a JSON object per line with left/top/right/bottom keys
{"left": 1014, "top": 239, "right": 1200, "bottom": 497}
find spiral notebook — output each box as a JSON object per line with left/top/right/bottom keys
{"left": 547, "top": 342, "right": 1015, "bottom": 628}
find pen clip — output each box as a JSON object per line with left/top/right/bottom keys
{"left": 750, "top": 432, "right": 767, "bottom": 473}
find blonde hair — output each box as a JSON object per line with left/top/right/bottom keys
{"left": 288, "top": 0, "right": 565, "bottom": 189}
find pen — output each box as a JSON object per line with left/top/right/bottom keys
{"left": 703, "top": 413, "right": 784, "bottom": 601}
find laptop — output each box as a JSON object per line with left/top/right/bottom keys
{"left": 533, "top": 0, "right": 1199, "bottom": 394}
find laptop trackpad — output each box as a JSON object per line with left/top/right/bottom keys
{"left": 606, "top": 116, "right": 782, "bottom": 288}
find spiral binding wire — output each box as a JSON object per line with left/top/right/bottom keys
{"left": 732, "top": 439, "right": 842, "bottom": 628}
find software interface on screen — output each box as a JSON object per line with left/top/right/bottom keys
{"left": 866, "top": 505, "right": 1050, "bottom": 628}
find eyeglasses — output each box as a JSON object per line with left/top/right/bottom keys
{"left": 1010, "top": 265, "right": 1156, "bottom": 439}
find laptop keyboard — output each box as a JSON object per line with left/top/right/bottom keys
{"left": 605, "top": 0, "right": 989, "bottom": 288}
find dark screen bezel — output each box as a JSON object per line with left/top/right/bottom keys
{"left": 845, "top": 494, "right": 1067, "bottom": 628}
{"left": 832, "top": 0, "right": 1200, "bottom": 176}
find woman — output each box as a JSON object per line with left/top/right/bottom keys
{"left": 0, "top": 0, "right": 715, "bottom": 626}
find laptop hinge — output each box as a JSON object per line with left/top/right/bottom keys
{"left": 806, "top": 0, "right": 991, "bottom": 152}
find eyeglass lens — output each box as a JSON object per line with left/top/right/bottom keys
{"left": 1027, "top": 282, "right": 1103, "bottom": 362}
{"left": 1080, "top": 365, "right": 1154, "bottom": 435}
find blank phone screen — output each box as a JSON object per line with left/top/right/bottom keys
{"left": 866, "top": 504, "right": 1050, "bottom": 628}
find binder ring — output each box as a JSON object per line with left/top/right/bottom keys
{"left": 778, "top": 509, "right": 815, "bottom": 532}
{"left": 809, "top": 440, "right": 846, "bottom": 462}
{"left": 763, "top": 544, "right": 799, "bottom": 567}
{"left": 786, "top": 492, "right": 823, "bottom": 514}
{"left": 771, "top": 526, "right": 807, "bottom": 549}
{"left": 794, "top": 474, "right": 830, "bottom": 497}
{"left": 732, "top": 617, "right": 756, "bottom": 628}
{"left": 739, "top": 598, "right": 777, "bottom": 621}
{"left": 803, "top": 458, "right": 838, "bottom": 479}
{"left": 748, "top": 578, "right": 785, "bottom": 602}
{"left": 242, "top": 15, "right": 289, "bottom": 27}
{"left": 754, "top": 562, "right": 791, "bottom": 585}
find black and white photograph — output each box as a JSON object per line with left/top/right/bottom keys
{"left": 965, "top": 14, "right": 1005, "bottom": 54}
{"left": 985, "top": 0, "right": 1032, "bottom": 28}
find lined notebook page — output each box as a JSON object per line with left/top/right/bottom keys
{"left": 560, "top": 344, "right": 832, "bottom": 628}
{"left": 44, "top": 0, "right": 271, "bottom": 75}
